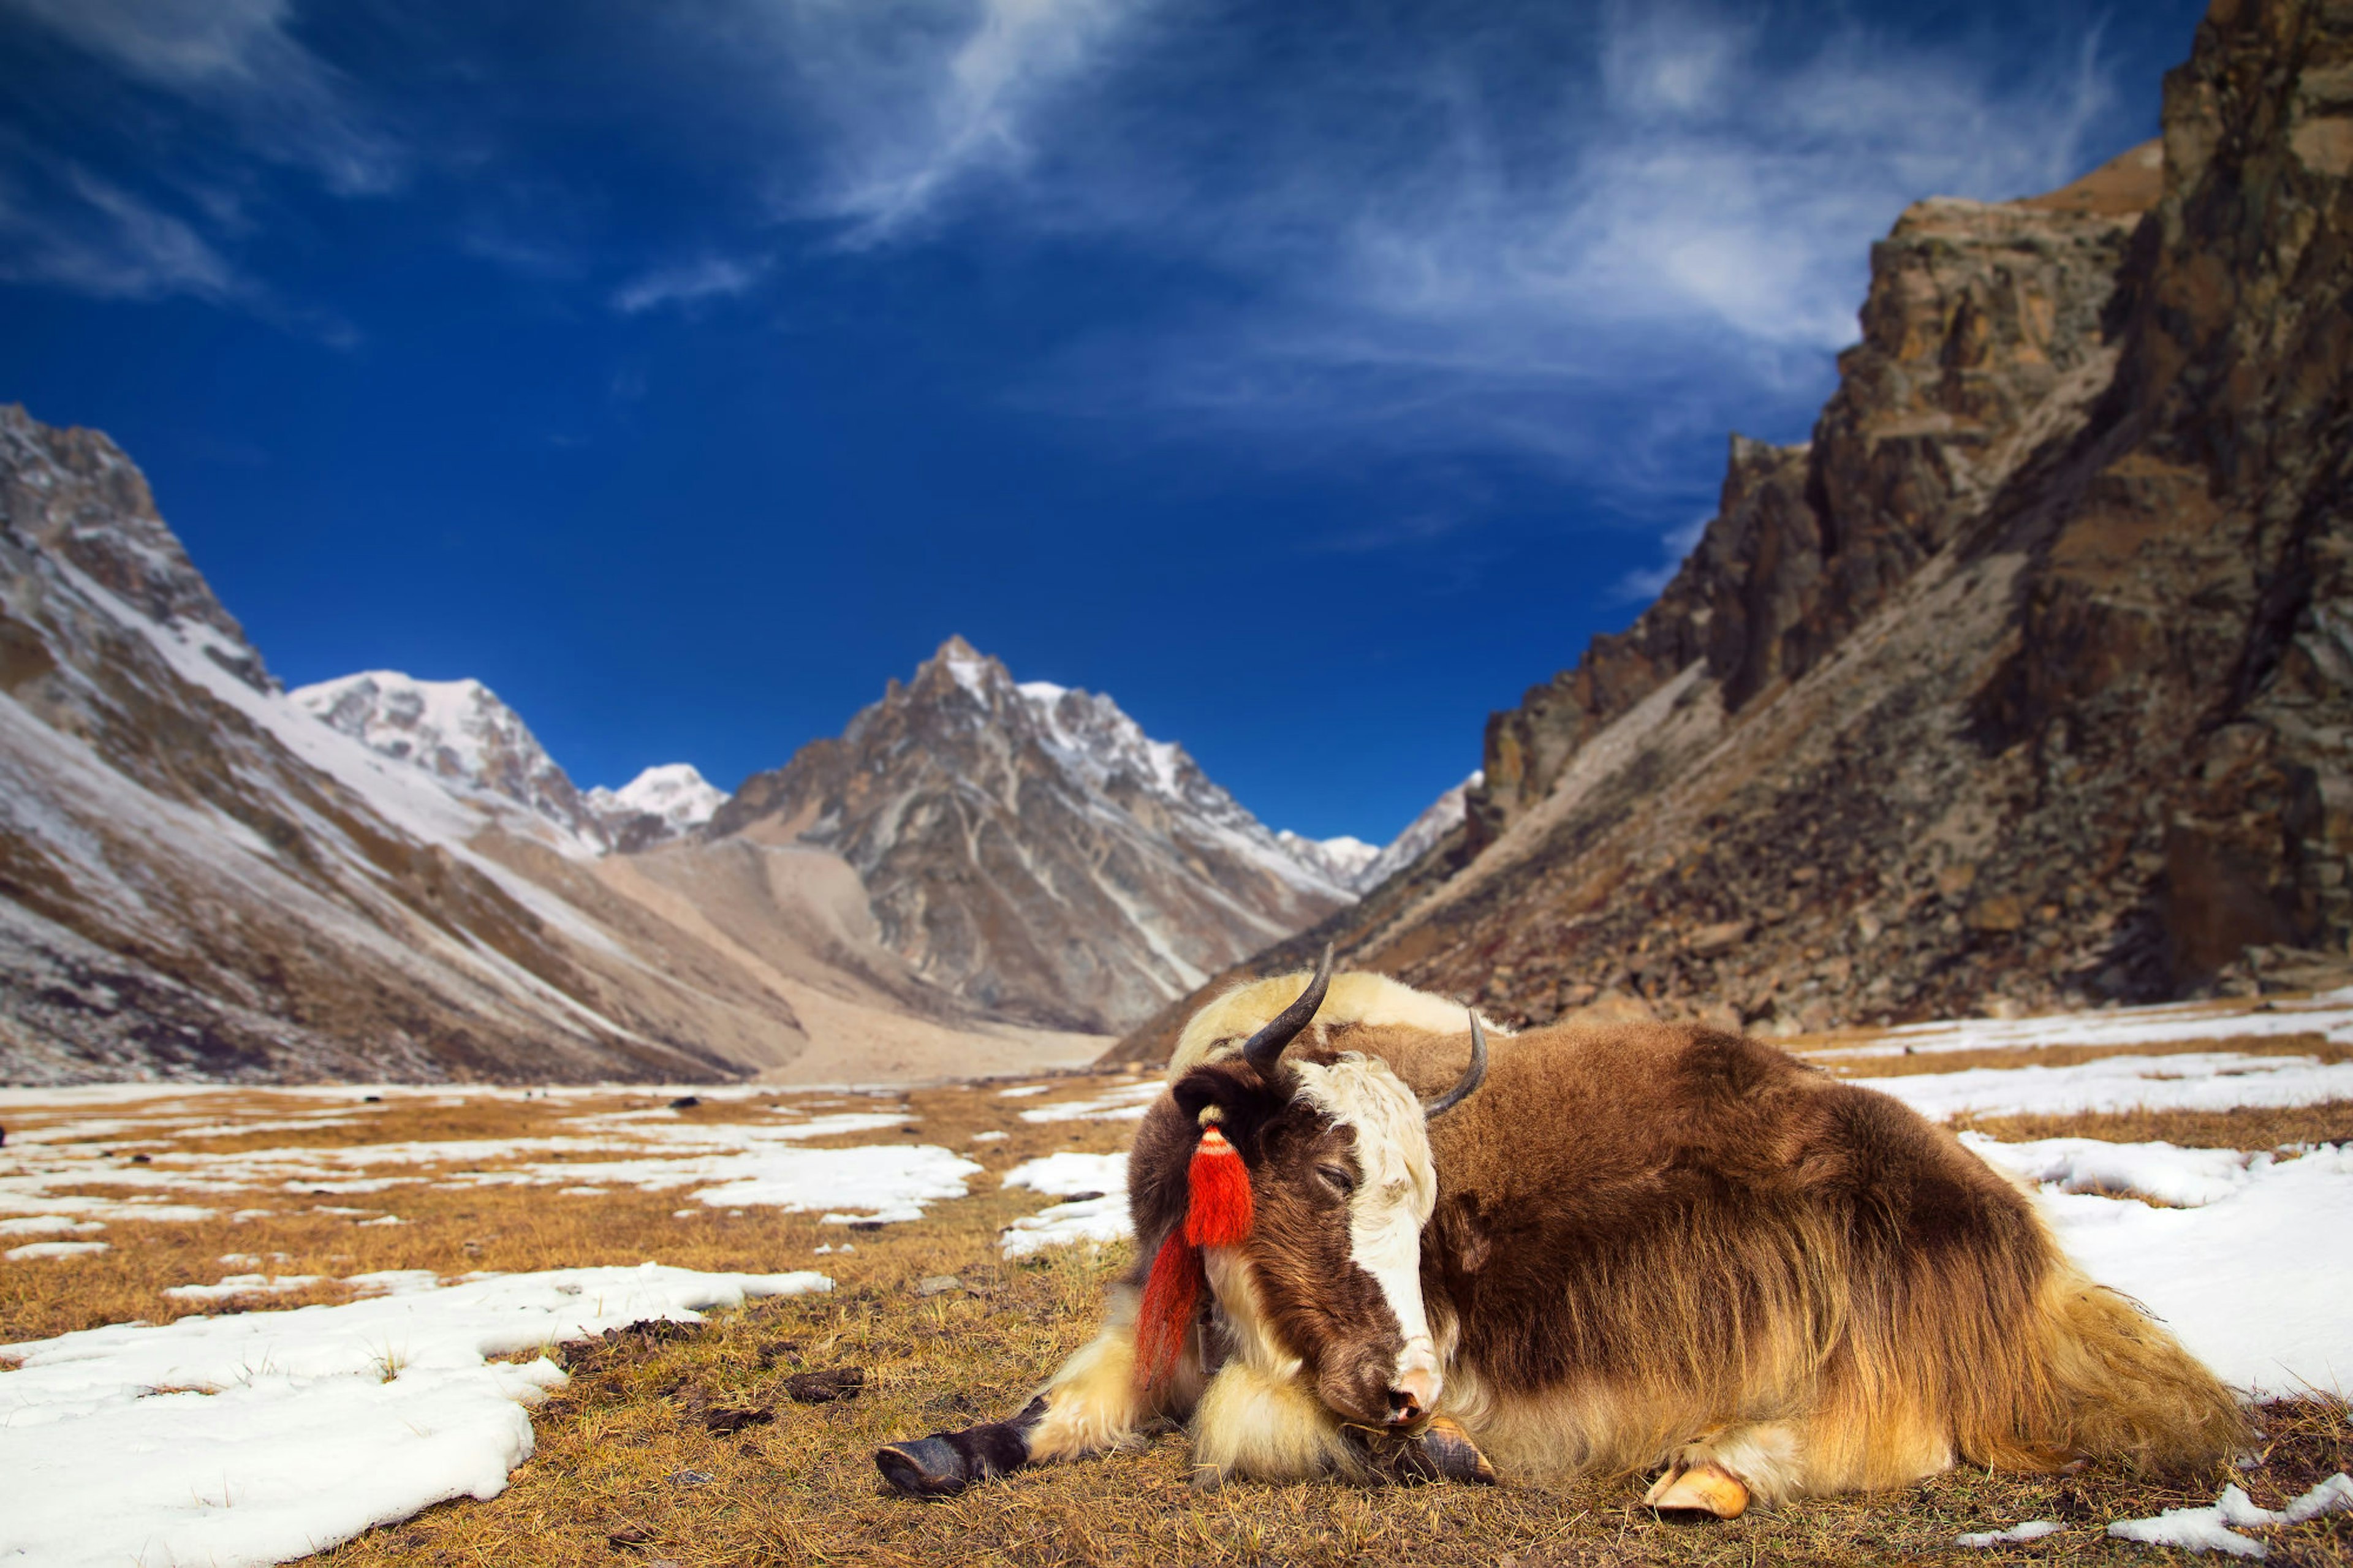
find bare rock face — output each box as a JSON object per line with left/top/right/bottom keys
{"left": 1108, "top": 1, "right": 2353, "bottom": 1062}
{"left": 710, "top": 638, "right": 1352, "bottom": 1032}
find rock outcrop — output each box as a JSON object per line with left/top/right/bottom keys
{"left": 709, "top": 638, "right": 1354, "bottom": 1033}
{"left": 1107, "top": 0, "right": 2353, "bottom": 1063}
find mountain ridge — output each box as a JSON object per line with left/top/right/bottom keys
{"left": 707, "top": 634, "right": 1355, "bottom": 1033}
{"left": 1105, "top": 0, "right": 2353, "bottom": 1064}
{"left": 0, "top": 407, "right": 1102, "bottom": 1085}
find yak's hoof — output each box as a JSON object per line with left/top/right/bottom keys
{"left": 1419, "top": 1416, "right": 1498, "bottom": 1485}
{"left": 876, "top": 1436, "right": 971, "bottom": 1499}
{"left": 1644, "top": 1460, "right": 1749, "bottom": 1520}
{"left": 1348, "top": 1415, "right": 1499, "bottom": 1486}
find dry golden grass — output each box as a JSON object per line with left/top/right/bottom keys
{"left": 1952, "top": 1100, "right": 2353, "bottom": 1151}
{"left": 1803, "top": 1032, "right": 2346, "bottom": 1079}
{"left": 0, "top": 1075, "right": 1135, "bottom": 1343}
{"left": 302, "top": 1235, "right": 2353, "bottom": 1568}
{"left": 6, "top": 1073, "right": 2351, "bottom": 1566}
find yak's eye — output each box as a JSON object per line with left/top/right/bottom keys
{"left": 1317, "top": 1165, "right": 1357, "bottom": 1196}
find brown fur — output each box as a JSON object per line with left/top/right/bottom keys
{"left": 1374, "top": 1018, "right": 2247, "bottom": 1493}
{"left": 881, "top": 990, "right": 2246, "bottom": 1504}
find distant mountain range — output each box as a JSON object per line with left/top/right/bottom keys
{"left": 1108, "top": 1, "right": 2353, "bottom": 1063}
{"left": 0, "top": 423, "right": 1450, "bottom": 1080}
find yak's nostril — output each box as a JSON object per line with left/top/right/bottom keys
{"left": 1385, "top": 1367, "right": 1440, "bottom": 1426}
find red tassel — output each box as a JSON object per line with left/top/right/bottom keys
{"left": 1183, "top": 1125, "right": 1254, "bottom": 1249}
{"left": 1134, "top": 1230, "right": 1201, "bottom": 1395}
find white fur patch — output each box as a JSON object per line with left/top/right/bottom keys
{"left": 1291, "top": 1054, "right": 1442, "bottom": 1406}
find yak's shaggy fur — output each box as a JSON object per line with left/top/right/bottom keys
{"left": 879, "top": 971, "right": 2246, "bottom": 1508}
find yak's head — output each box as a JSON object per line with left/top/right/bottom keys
{"left": 1167, "top": 950, "right": 1485, "bottom": 1431}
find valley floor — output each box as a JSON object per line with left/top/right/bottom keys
{"left": 2, "top": 993, "right": 2351, "bottom": 1566}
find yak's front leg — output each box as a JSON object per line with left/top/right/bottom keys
{"left": 875, "top": 1395, "right": 1049, "bottom": 1499}
{"left": 877, "top": 1282, "right": 1199, "bottom": 1498}
{"left": 1643, "top": 1422, "right": 1808, "bottom": 1518}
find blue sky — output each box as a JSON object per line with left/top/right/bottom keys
{"left": 0, "top": 0, "right": 2204, "bottom": 843}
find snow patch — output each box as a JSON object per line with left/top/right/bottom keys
{"left": 1956, "top": 1520, "right": 2063, "bottom": 1547}
{"left": 2107, "top": 1476, "right": 2353, "bottom": 1559}
{"left": 0, "top": 1263, "right": 830, "bottom": 1568}
{"left": 1859, "top": 1052, "right": 2353, "bottom": 1121}
{"left": 1970, "top": 1138, "right": 2353, "bottom": 1395}
{"left": 998, "top": 1151, "right": 1132, "bottom": 1257}
{"left": 4, "top": 1240, "right": 109, "bottom": 1260}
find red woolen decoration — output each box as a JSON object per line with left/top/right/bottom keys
{"left": 1134, "top": 1230, "right": 1201, "bottom": 1395}
{"left": 1183, "top": 1126, "right": 1254, "bottom": 1249}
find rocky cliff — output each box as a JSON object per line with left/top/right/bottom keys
{"left": 709, "top": 637, "right": 1354, "bottom": 1032}
{"left": 1107, "top": 0, "right": 2353, "bottom": 1062}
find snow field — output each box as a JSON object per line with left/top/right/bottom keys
{"left": 1835, "top": 991, "right": 2353, "bottom": 1060}
{"left": 0, "top": 1094, "right": 979, "bottom": 1226}
{"left": 1859, "top": 1051, "right": 2353, "bottom": 1121}
{"left": 0, "top": 1263, "right": 831, "bottom": 1568}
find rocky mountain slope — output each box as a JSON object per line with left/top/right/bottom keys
{"left": 0, "top": 408, "right": 1097, "bottom": 1083}
{"left": 1108, "top": 0, "right": 2353, "bottom": 1063}
{"left": 708, "top": 637, "right": 1355, "bottom": 1032}
{"left": 292, "top": 672, "right": 721, "bottom": 854}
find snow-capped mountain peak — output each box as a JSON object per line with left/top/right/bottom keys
{"left": 294, "top": 672, "right": 546, "bottom": 790}
{"left": 291, "top": 671, "right": 720, "bottom": 855}
{"left": 710, "top": 635, "right": 1358, "bottom": 1032}
{"left": 1275, "top": 831, "right": 1382, "bottom": 891}
{"left": 1353, "top": 770, "right": 1482, "bottom": 892}
{"left": 586, "top": 763, "right": 729, "bottom": 833}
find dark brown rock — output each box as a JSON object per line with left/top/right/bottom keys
{"left": 784, "top": 1366, "right": 866, "bottom": 1403}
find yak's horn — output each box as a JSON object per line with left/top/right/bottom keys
{"left": 1423, "top": 1013, "right": 1487, "bottom": 1119}
{"left": 1240, "top": 944, "right": 1333, "bottom": 1072}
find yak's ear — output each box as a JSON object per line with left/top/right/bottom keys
{"left": 1169, "top": 1058, "right": 1281, "bottom": 1153}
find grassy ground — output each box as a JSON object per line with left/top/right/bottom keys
{"left": 305, "top": 1223, "right": 2351, "bottom": 1568}
{"left": 4, "top": 1070, "right": 2351, "bottom": 1565}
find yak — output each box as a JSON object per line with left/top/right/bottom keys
{"left": 877, "top": 954, "right": 2243, "bottom": 1515}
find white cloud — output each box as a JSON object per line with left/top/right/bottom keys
{"left": 1612, "top": 513, "right": 1710, "bottom": 602}
{"left": 791, "top": 0, "right": 2126, "bottom": 465}
{"left": 0, "top": 162, "right": 357, "bottom": 343}
{"left": 759, "top": 0, "right": 1152, "bottom": 241}
{"left": 0, "top": 0, "right": 402, "bottom": 194}
{"left": 0, "top": 165, "right": 238, "bottom": 301}
{"left": 610, "top": 254, "right": 768, "bottom": 315}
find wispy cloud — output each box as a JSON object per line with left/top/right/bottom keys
{"left": 0, "top": 161, "right": 355, "bottom": 343}
{"left": 0, "top": 0, "right": 403, "bottom": 194}
{"left": 610, "top": 253, "right": 768, "bottom": 316}
{"left": 1612, "top": 513, "right": 1710, "bottom": 602}
{"left": 759, "top": 0, "right": 2125, "bottom": 469}
{"left": 0, "top": 164, "right": 238, "bottom": 300}
{"left": 754, "top": 0, "right": 1153, "bottom": 243}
